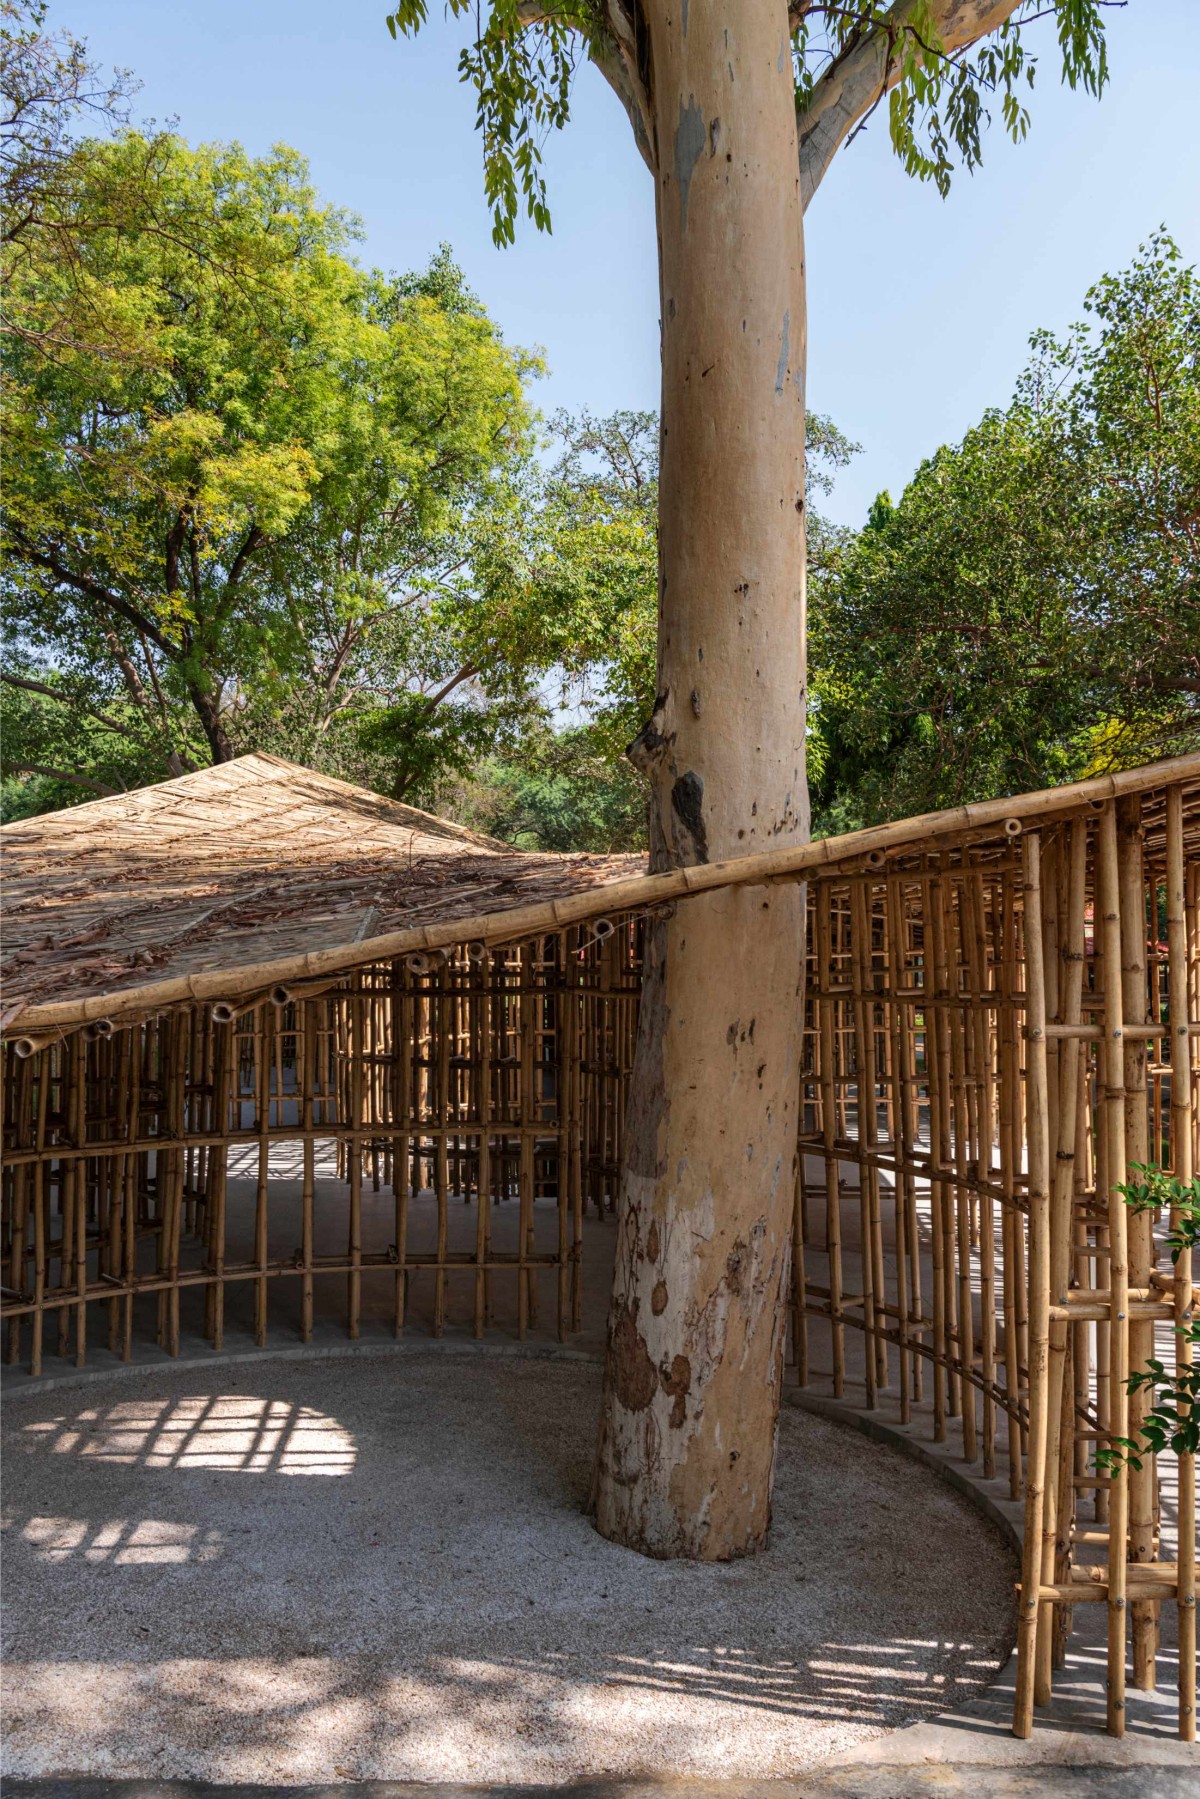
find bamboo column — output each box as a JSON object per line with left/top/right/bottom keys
{"left": 1015, "top": 829, "right": 1052, "bottom": 1738}
{"left": 1036, "top": 819, "right": 1088, "bottom": 1700}
{"left": 1167, "top": 785, "right": 1197, "bottom": 1741}
{"left": 1117, "top": 796, "right": 1159, "bottom": 1690}
{"left": 1098, "top": 802, "right": 1132, "bottom": 1735}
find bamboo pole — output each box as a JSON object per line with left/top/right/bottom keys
{"left": 1097, "top": 803, "right": 1131, "bottom": 1736}
{"left": 1014, "top": 829, "right": 1052, "bottom": 1738}
{"left": 1117, "top": 796, "right": 1159, "bottom": 1691}
{"left": 1036, "top": 819, "right": 1088, "bottom": 1700}
{"left": 816, "top": 890, "right": 845, "bottom": 1396}
{"left": 1167, "top": 785, "right": 1197, "bottom": 1741}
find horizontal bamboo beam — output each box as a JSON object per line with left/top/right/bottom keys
{"left": 0, "top": 1120, "right": 574, "bottom": 1167}
{"left": 0, "top": 1249, "right": 574, "bottom": 1318}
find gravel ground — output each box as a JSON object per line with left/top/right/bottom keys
{"left": 1, "top": 1352, "right": 1017, "bottom": 1783}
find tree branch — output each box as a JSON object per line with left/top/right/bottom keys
{"left": 590, "top": 2, "right": 656, "bottom": 173}
{"left": 3, "top": 761, "right": 121, "bottom": 796}
{"left": 103, "top": 629, "right": 154, "bottom": 715}
{"left": 0, "top": 671, "right": 141, "bottom": 739}
{"left": 225, "top": 522, "right": 265, "bottom": 594}
{"left": 9, "top": 533, "right": 178, "bottom": 658}
{"left": 424, "top": 663, "right": 481, "bottom": 710}
{"left": 797, "top": 1, "right": 1021, "bottom": 210}
{"left": 515, "top": 1, "right": 656, "bottom": 173}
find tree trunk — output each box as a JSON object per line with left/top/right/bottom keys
{"left": 593, "top": 0, "right": 808, "bottom": 1560}
{"left": 188, "top": 681, "right": 233, "bottom": 763}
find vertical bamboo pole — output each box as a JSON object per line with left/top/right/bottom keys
{"left": 816, "top": 887, "right": 845, "bottom": 1395}
{"left": 1037, "top": 818, "right": 1088, "bottom": 1702}
{"left": 570, "top": 944, "right": 584, "bottom": 1334}
{"left": 998, "top": 869, "right": 1024, "bottom": 1495}
{"left": 117, "top": 1034, "right": 136, "bottom": 1362}
{"left": 348, "top": 984, "right": 364, "bottom": 1340}
{"left": 69, "top": 1035, "right": 87, "bottom": 1366}
{"left": 396, "top": 968, "right": 412, "bottom": 1334}
{"left": 965, "top": 870, "right": 997, "bottom": 1477}
{"left": 942, "top": 870, "right": 978, "bottom": 1462}
{"left": 886, "top": 874, "right": 914, "bottom": 1422}
{"left": 30, "top": 1047, "right": 49, "bottom": 1377}
{"left": 1167, "top": 784, "right": 1196, "bottom": 1740}
{"left": 208, "top": 1021, "right": 232, "bottom": 1353}
{"left": 1098, "top": 802, "right": 1131, "bottom": 1736}
{"left": 554, "top": 934, "right": 570, "bottom": 1342}
{"left": 1014, "top": 829, "right": 1052, "bottom": 1739}
{"left": 165, "top": 1016, "right": 186, "bottom": 1357}
{"left": 850, "top": 877, "right": 879, "bottom": 1406}
{"left": 1117, "top": 796, "right": 1158, "bottom": 1691}
{"left": 56, "top": 1043, "right": 74, "bottom": 1359}
{"left": 518, "top": 942, "right": 536, "bottom": 1340}
{"left": 5, "top": 1057, "right": 32, "bottom": 1367}
{"left": 250, "top": 1006, "right": 269, "bottom": 1347}
{"left": 301, "top": 1000, "right": 316, "bottom": 1344}
{"left": 924, "top": 868, "right": 951, "bottom": 1441}
{"left": 475, "top": 959, "right": 493, "bottom": 1339}
{"left": 105, "top": 1035, "right": 125, "bottom": 1356}
{"left": 793, "top": 901, "right": 813, "bottom": 1387}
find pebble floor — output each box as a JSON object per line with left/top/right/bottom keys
{"left": 0, "top": 1351, "right": 1019, "bottom": 1783}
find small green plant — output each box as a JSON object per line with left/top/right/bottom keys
{"left": 1094, "top": 1164, "right": 1199, "bottom": 1475}
{"left": 1115, "top": 1163, "right": 1200, "bottom": 1265}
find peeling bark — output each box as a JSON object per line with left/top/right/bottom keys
{"left": 594, "top": 0, "right": 807, "bottom": 1561}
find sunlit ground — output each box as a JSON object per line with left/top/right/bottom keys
{"left": 1, "top": 1354, "right": 1017, "bottom": 1782}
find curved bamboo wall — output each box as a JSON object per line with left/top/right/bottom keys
{"left": 1, "top": 927, "right": 642, "bottom": 1365}
{"left": 2, "top": 779, "right": 1196, "bottom": 1742}
{"left": 791, "top": 789, "right": 1197, "bottom": 1742}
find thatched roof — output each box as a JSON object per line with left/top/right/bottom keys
{"left": 4, "top": 749, "right": 1199, "bottom": 1039}
{"left": 1, "top": 753, "right": 643, "bottom": 1025}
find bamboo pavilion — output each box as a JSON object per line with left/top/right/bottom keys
{"left": 2, "top": 747, "right": 1198, "bottom": 1743}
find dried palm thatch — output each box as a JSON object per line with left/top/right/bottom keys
{"left": 2, "top": 749, "right": 1198, "bottom": 1745}
{"left": 0, "top": 752, "right": 643, "bottom": 1032}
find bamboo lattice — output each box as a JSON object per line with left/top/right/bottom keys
{"left": 1, "top": 929, "right": 642, "bottom": 1364}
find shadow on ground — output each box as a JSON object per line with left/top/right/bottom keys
{"left": 2, "top": 1352, "right": 1019, "bottom": 1783}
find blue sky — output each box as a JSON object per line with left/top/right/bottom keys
{"left": 77, "top": 1, "right": 1198, "bottom": 526}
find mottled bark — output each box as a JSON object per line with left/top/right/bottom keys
{"left": 594, "top": 0, "right": 808, "bottom": 1560}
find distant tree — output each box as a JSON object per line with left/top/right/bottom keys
{"left": 811, "top": 232, "right": 1200, "bottom": 829}
{"left": 508, "top": 405, "right": 855, "bottom": 765}
{"left": 1, "top": 124, "right": 539, "bottom": 799}
{"left": 1, "top": 0, "right": 143, "bottom": 360}
{"left": 450, "top": 721, "right": 649, "bottom": 852}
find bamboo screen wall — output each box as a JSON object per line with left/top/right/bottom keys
{"left": 1, "top": 926, "right": 643, "bottom": 1369}
{"left": 790, "top": 784, "right": 1197, "bottom": 1741}
{"left": 2, "top": 760, "right": 1197, "bottom": 1743}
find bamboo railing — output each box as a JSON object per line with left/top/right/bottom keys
{"left": 2, "top": 763, "right": 1197, "bottom": 1742}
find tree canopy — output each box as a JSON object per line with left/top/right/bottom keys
{"left": 809, "top": 230, "right": 1200, "bottom": 829}
{"left": 385, "top": 2, "right": 1111, "bottom": 242}
{"left": 0, "top": 61, "right": 564, "bottom": 808}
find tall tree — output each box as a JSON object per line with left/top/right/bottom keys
{"left": 388, "top": 0, "right": 1113, "bottom": 1559}
{"left": 2, "top": 132, "right": 362, "bottom": 766}
{"left": 1, "top": 123, "right": 539, "bottom": 794}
